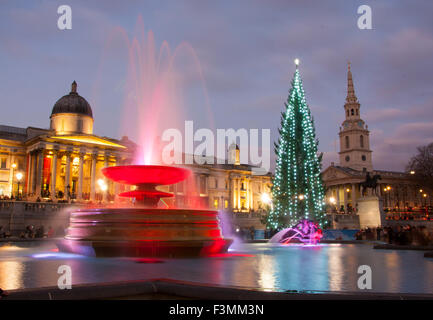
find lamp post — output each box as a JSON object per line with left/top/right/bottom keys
{"left": 97, "top": 179, "right": 108, "bottom": 204}
{"left": 260, "top": 192, "right": 272, "bottom": 210}
{"left": 16, "top": 172, "right": 23, "bottom": 200}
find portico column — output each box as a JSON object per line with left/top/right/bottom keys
{"left": 77, "top": 152, "right": 85, "bottom": 201}
{"left": 232, "top": 177, "right": 237, "bottom": 209}
{"left": 50, "top": 150, "right": 58, "bottom": 201}
{"left": 35, "top": 150, "right": 44, "bottom": 198}
{"left": 9, "top": 154, "right": 15, "bottom": 196}
{"left": 103, "top": 155, "right": 108, "bottom": 203}
{"left": 113, "top": 156, "right": 120, "bottom": 201}
{"left": 250, "top": 180, "right": 254, "bottom": 210}
{"left": 90, "top": 153, "right": 97, "bottom": 201}
{"left": 336, "top": 186, "right": 340, "bottom": 211}
{"left": 237, "top": 178, "right": 241, "bottom": 210}
{"left": 64, "top": 151, "right": 72, "bottom": 197}
{"left": 246, "top": 179, "right": 250, "bottom": 211}
{"left": 343, "top": 185, "right": 348, "bottom": 213}
{"left": 351, "top": 183, "right": 357, "bottom": 213}
{"left": 27, "top": 152, "right": 33, "bottom": 195}
{"left": 31, "top": 151, "right": 38, "bottom": 194}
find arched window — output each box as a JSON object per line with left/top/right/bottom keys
{"left": 345, "top": 136, "right": 350, "bottom": 149}
{"left": 351, "top": 109, "right": 354, "bottom": 116}
{"left": 360, "top": 135, "right": 364, "bottom": 148}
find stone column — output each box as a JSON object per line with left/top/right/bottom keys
{"left": 237, "top": 178, "right": 241, "bottom": 210}
{"left": 232, "top": 177, "right": 236, "bottom": 209}
{"left": 64, "top": 151, "right": 72, "bottom": 197}
{"left": 31, "top": 151, "right": 38, "bottom": 194}
{"left": 103, "top": 155, "right": 108, "bottom": 203}
{"left": 113, "top": 155, "right": 120, "bottom": 201}
{"left": 9, "top": 154, "right": 15, "bottom": 196}
{"left": 250, "top": 180, "right": 254, "bottom": 210}
{"left": 90, "top": 153, "right": 97, "bottom": 201}
{"left": 336, "top": 186, "right": 340, "bottom": 211}
{"left": 50, "top": 150, "right": 58, "bottom": 201}
{"left": 26, "top": 153, "right": 33, "bottom": 195}
{"left": 351, "top": 183, "right": 357, "bottom": 213}
{"left": 246, "top": 179, "right": 250, "bottom": 211}
{"left": 343, "top": 185, "right": 348, "bottom": 213}
{"left": 35, "top": 150, "right": 44, "bottom": 198}
{"left": 77, "top": 152, "right": 85, "bottom": 201}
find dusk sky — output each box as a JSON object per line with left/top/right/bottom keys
{"left": 1, "top": 0, "right": 433, "bottom": 172}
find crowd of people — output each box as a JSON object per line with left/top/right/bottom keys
{"left": 355, "top": 225, "right": 432, "bottom": 246}
{"left": 0, "top": 225, "right": 64, "bottom": 239}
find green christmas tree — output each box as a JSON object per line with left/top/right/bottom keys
{"left": 267, "top": 60, "right": 327, "bottom": 229}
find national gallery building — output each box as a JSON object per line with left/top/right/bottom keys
{"left": 322, "top": 64, "right": 431, "bottom": 214}
{"left": 0, "top": 82, "right": 272, "bottom": 220}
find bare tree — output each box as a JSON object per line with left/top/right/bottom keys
{"left": 406, "top": 142, "right": 433, "bottom": 189}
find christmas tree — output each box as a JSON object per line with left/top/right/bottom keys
{"left": 267, "top": 60, "right": 327, "bottom": 229}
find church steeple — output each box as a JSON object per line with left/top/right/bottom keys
{"left": 339, "top": 62, "right": 373, "bottom": 172}
{"left": 346, "top": 62, "right": 358, "bottom": 104}
{"left": 344, "top": 62, "right": 361, "bottom": 120}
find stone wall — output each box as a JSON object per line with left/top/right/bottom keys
{"left": 0, "top": 201, "right": 79, "bottom": 236}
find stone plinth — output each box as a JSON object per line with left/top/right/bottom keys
{"left": 356, "top": 196, "right": 385, "bottom": 228}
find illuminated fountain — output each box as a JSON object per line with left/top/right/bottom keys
{"left": 269, "top": 219, "right": 323, "bottom": 245}
{"left": 57, "top": 165, "right": 232, "bottom": 257}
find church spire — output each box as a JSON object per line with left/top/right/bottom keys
{"left": 346, "top": 62, "right": 358, "bottom": 104}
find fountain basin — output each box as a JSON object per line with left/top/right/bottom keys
{"left": 57, "top": 208, "right": 232, "bottom": 257}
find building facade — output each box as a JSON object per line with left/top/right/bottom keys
{"left": 322, "top": 64, "right": 431, "bottom": 215}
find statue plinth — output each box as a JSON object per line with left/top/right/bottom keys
{"left": 356, "top": 195, "right": 385, "bottom": 228}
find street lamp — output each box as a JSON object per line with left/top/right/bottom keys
{"left": 16, "top": 172, "right": 23, "bottom": 199}
{"left": 260, "top": 192, "right": 271, "bottom": 205}
{"left": 98, "top": 178, "right": 108, "bottom": 202}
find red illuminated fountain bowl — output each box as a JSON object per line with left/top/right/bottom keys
{"left": 102, "top": 165, "right": 191, "bottom": 186}
{"left": 57, "top": 164, "right": 233, "bottom": 257}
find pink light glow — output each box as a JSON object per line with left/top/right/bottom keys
{"left": 96, "top": 16, "right": 214, "bottom": 166}
{"left": 269, "top": 219, "right": 323, "bottom": 245}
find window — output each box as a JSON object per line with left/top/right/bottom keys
{"left": 362, "top": 155, "right": 366, "bottom": 161}
{"left": 214, "top": 198, "right": 219, "bottom": 209}
{"left": 0, "top": 157, "right": 6, "bottom": 169}
{"left": 346, "top": 110, "right": 349, "bottom": 117}
{"left": 345, "top": 156, "right": 350, "bottom": 162}
{"left": 345, "top": 136, "right": 350, "bottom": 149}
{"left": 360, "top": 135, "right": 364, "bottom": 148}
{"left": 224, "top": 200, "right": 228, "bottom": 209}
{"left": 351, "top": 109, "right": 354, "bottom": 115}
{"left": 356, "top": 109, "right": 359, "bottom": 115}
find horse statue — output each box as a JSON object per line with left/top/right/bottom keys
{"left": 360, "top": 172, "right": 381, "bottom": 196}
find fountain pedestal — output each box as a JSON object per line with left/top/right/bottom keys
{"left": 57, "top": 165, "right": 232, "bottom": 257}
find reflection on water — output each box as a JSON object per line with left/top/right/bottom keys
{"left": 257, "top": 254, "right": 276, "bottom": 291}
{"left": 327, "top": 246, "right": 343, "bottom": 291}
{"left": 0, "top": 261, "right": 24, "bottom": 290}
{"left": 1, "top": 241, "right": 433, "bottom": 293}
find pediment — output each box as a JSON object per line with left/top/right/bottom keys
{"left": 322, "top": 166, "right": 355, "bottom": 181}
